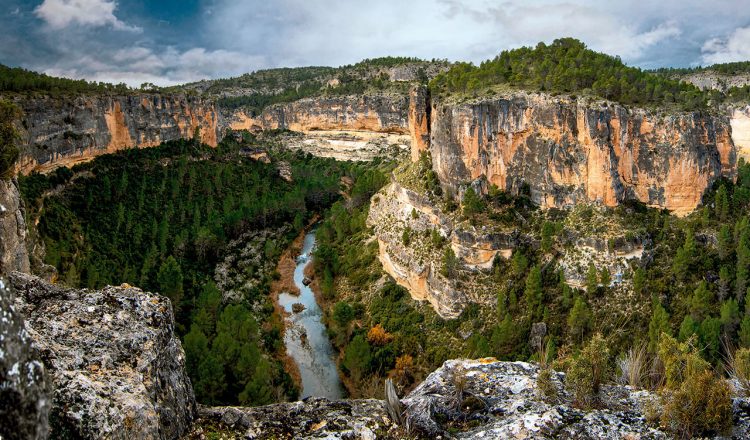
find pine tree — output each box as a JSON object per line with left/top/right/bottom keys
{"left": 715, "top": 185, "right": 730, "bottom": 220}
{"left": 343, "top": 335, "right": 371, "bottom": 382}
{"left": 567, "top": 296, "right": 592, "bottom": 344}
{"left": 491, "top": 313, "right": 516, "bottom": 357}
{"left": 718, "top": 224, "right": 733, "bottom": 260}
{"left": 524, "top": 265, "right": 543, "bottom": 319}
{"left": 541, "top": 221, "right": 555, "bottom": 253}
{"left": 678, "top": 315, "right": 698, "bottom": 342}
{"left": 157, "top": 256, "right": 184, "bottom": 309}
{"left": 462, "top": 187, "right": 484, "bottom": 216}
{"left": 648, "top": 299, "right": 671, "bottom": 353}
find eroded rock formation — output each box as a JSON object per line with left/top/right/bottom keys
{"left": 9, "top": 94, "right": 218, "bottom": 174}
{"left": 428, "top": 92, "right": 736, "bottom": 215}
{"left": 368, "top": 181, "right": 517, "bottom": 318}
{"left": 224, "top": 93, "right": 410, "bottom": 134}
{"left": 0, "top": 179, "right": 30, "bottom": 275}
{"left": 9, "top": 272, "right": 196, "bottom": 439}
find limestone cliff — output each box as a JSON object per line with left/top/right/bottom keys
{"left": 0, "top": 179, "right": 30, "bottom": 275}
{"left": 731, "top": 105, "right": 750, "bottom": 160}
{"left": 9, "top": 272, "right": 196, "bottom": 439}
{"left": 368, "top": 180, "right": 517, "bottom": 318}
{"left": 9, "top": 94, "right": 218, "bottom": 174}
{"left": 427, "top": 92, "right": 736, "bottom": 215}
{"left": 223, "top": 93, "right": 410, "bottom": 134}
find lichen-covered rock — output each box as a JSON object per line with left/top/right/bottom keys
{"left": 0, "top": 277, "right": 50, "bottom": 440}
{"left": 429, "top": 92, "right": 736, "bottom": 215}
{"left": 9, "top": 271, "right": 196, "bottom": 439}
{"left": 190, "top": 397, "right": 395, "bottom": 439}
{"left": 401, "top": 358, "right": 750, "bottom": 439}
{"left": 0, "top": 179, "right": 30, "bottom": 275}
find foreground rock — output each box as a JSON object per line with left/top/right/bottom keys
{"left": 0, "top": 277, "right": 50, "bottom": 440}
{"left": 192, "top": 358, "right": 750, "bottom": 439}
{"left": 190, "top": 398, "right": 395, "bottom": 439}
{"left": 9, "top": 272, "right": 196, "bottom": 439}
{"left": 402, "top": 358, "right": 750, "bottom": 439}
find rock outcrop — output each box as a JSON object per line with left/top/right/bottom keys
{"left": 402, "top": 358, "right": 750, "bottom": 439}
{"left": 189, "top": 358, "right": 750, "bottom": 439}
{"left": 0, "top": 179, "right": 30, "bottom": 275}
{"left": 0, "top": 277, "right": 51, "bottom": 440}
{"left": 191, "top": 398, "right": 394, "bottom": 439}
{"left": 731, "top": 105, "right": 750, "bottom": 160}
{"left": 9, "top": 93, "right": 218, "bottom": 174}
{"left": 427, "top": 92, "right": 736, "bottom": 215}
{"left": 9, "top": 272, "right": 196, "bottom": 439}
{"left": 368, "top": 181, "right": 516, "bottom": 318}
{"left": 224, "top": 93, "right": 411, "bottom": 135}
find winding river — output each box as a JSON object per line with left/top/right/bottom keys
{"left": 278, "top": 230, "right": 344, "bottom": 399}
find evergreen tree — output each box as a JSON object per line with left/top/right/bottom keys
{"left": 540, "top": 221, "right": 555, "bottom": 253}
{"left": 441, "top": 246, "right": 458, "bottom": 278}
{"left": 524, "top": 265, "right": 543, "bottom": 319}
{"left": 157, "top": 256, "right": 184, "bottom": 309}
{"left": 648, "top": 299, "right": 671, "bottom": 353}
{"left": 715, "top": 185, "right": 730, "bottom": 220}
{"left": 718, "top": 224, "right": 733, "bottom": 260}
{"left": 567, "top": 296, "right": 592, "bottom": 344}
{"left": 343, "top": 335, "right": 371, "bottom": 382}
{"left": 491, "top": 313, "right": 516, "bottom": 358}
{"left": 194, "top": 353, "right": 226, "bottom": 404}
{"left": 678, "top": 315, "right": 699, "bottom": 342}
{"left": 0, "top": 100, "right": 21, "bottom": 179}
{"left": 462, "top": 187, "right": 484, "bottom": 216}
{"left": 690, "top": 281, "right": 713, "bottom": 320}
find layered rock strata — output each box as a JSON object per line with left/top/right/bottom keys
{"left": 224, "top": 94, "right": 411, "bottom": 134}
{"left": 428, "top": 92, "right": 736, "bottom": 215}
{"left": 368, "top": 181, "right": 517, "bottom": 318}
{"left": 9, "top": 94, "right": 218, "bottom": 174}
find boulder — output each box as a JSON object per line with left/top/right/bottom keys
{"left": 9, "top": 272, "right": 196, "bottom": 439}
{"left": 0, "top": 276, "right": 51, "bottom": 440}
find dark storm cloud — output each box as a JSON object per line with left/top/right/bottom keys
{"left": 1, "top": 0, "right": 750, "bottom": 86}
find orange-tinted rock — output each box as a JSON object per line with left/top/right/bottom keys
{"left": 12, "top": 94, "right": 218, "bottom": 174}
{"left": 430, "top": 92, "right": 736, "bottom": 215}
{"left": 409, "top": 85, "right": 430, "bottom": 162}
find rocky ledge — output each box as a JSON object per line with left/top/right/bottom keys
{"left": 192, "top": 357, "right": 750, "bottom": 439}
{"left": 8, "top": 272, "right": 196, "bottom": 439}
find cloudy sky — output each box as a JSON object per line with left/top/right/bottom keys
{"left": 2, "top": 0, "right": 750, "bottom": 87}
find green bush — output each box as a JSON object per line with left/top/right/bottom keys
{"left": 565, "top": 333, "right": 610, "bottom": 408}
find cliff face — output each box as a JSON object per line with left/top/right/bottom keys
{"left": 10, "top": 94, "right": 218, "bottom": 174}
{"left": 368, "top": 181, "right": 516, "bottom": 318}
{"left": 0, "top": 179, "right": 30, "bottom": 275}
{"left": 428, "top": 92, "right": 736, "bottom": 215}
{"left": 731, "top": 105, "right": 750, "bottom": 160}
{"left": 409, "top": 85, "right": 431, "bottom": 161}
{"left": 9, "top": 272, "right": 196, "bottom": 439}
{"left": 224, "top": 94, "right": 410, "bottom": 134}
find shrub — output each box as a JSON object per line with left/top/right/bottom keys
{"left": 367, "top": 324, "right": 394, "bottom": 346}
{"left": 656, "top": 334, "right": 733, "bottom": 439}
{"left": 659, "top": 370, "right": 733, "bottom": 439}
{"left": 537, "top": 367, "right": 559, "bottom": 403}
{"left": 565, "top": 333, "right": 610, "bottom": 408}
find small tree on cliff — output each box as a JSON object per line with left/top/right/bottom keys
{"left": 462, "top": 187, "right": 484, "bottom": 216}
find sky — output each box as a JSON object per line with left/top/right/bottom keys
{"left": 2, "top": 0, "right": 750, "bottom": 87}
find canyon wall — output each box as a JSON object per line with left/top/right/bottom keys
{"left": 731, "top": 105, "right": 750, "bottom": 160}
{"left": 0, "top": 179, "right": 30, "bottom": 275}
{"left": 9, "top": 94, "right": 218, "bottom": 174}
{"left": 428, "top": 92, "right": 736, "bottom": 215}
{"left": 223, "top": 93, "right": 411, "bottom": 134}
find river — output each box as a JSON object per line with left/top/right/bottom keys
{"left": 277, "top": 230, "right": 344, "bottom": 399}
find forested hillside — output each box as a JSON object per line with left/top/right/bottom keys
{"left": 430, "top": 38, "right": 718, "bottom": 110}
{"left": 19, "top": 133, "right": 391, "bottom": 406}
